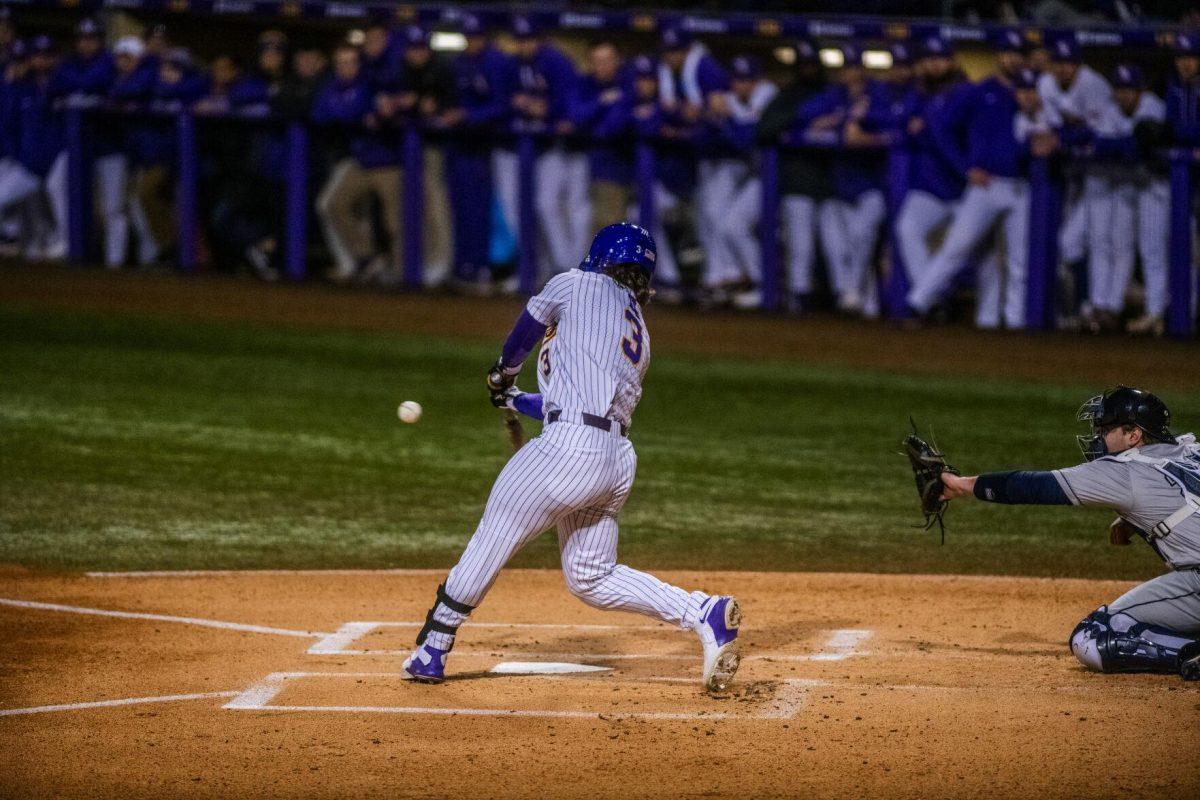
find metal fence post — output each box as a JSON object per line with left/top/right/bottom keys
{"left": 1167, "top": 151, "right": 1195, "bottom": 339}
{"left": 635, "top": 140, "right": 655, "bottom": 240}
{"left": 65, "top": 107, "right": 90, "bottom": 264}
{"left": 883, "top": 143, "right": 911, "bottom": 318}
{"left": 284, "top": 120, "right": 308, "bottom": 281}
{"left": 176, "top": 110, "right": 199, "bottom": 272}
{"left": 516, "top": 132, "right": 537, "bottom": 294}
{"left": 758, "top": 145, "right": 780, "bottom": 311}
{"left": 1025, "top": 156, "right": 1060, "bottom": 330}
{"left": 402, "top": 125, "right": 425, "bottom": 288}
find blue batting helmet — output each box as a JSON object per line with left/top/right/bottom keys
{"left": 580, "top": 222, "right": 657, "bottom": 279}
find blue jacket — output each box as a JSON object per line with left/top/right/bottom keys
{"left": 910, "top": 79, "right": 972, "bottom": 201}
{"left": 450, "top": 45, "right": 516, "bottom": 133}
{"left": 311, "top": 75, "right": 397, "bottom": 169}
{"left": 799, "top": 82, "right": 891, "bottom": 202}
{"left": 572, "top": 75, "right": 629, "bottom": 183}
{"left": 131, "top": 70, "right": 209, "bottom": 167}
{"left": 14, "top": 75, "right": 64, "bottom": 176}
{"left": 937, "top": 77, "right": 1023, "bottom": 180}
{"left": 516, "top": 43, "right": 579, "bottom": 126}
{"left": 0, "top": 76, "right": 18, "bottom": 160}
{"left": 49, "top": 51, "right": 116, "bottom": 98}
{"left": 1166, "top": 77, "right": 1200, "bottom": 146}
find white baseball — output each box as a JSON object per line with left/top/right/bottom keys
{"left": 397, "top": 401, "right": 422, "bottom": 424}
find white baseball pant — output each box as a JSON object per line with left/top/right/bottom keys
{"left": 534, "top": 146, "right": 591, "bottom": 276}
{"left": 907, "top": 177, "right": 1029, "bottom": 329}
{"left": 1083, "top": 173, "right": 1118, "bottom": 313}
{"left": 896, "top": 190, "right": 956, "bottom": 284}
{"left": 423, "top": 419, "right": 709, "bottom": 650}
{"left": 698, "top": 158, "right": 749, "bottom": 288}
{"left": 1111, "top": 177, "right": 1170, "bottom": 317}
{"left": 714, "top": 181, "right": 819, "bottom": 296}
{"left": 818, "top": 190, "right": 886, "bottom": 316}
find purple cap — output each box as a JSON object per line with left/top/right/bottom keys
{"left": 730, "top": 54, "right": 760, "bottom": 80}
{"left": 456, "top": 13, "right": 484, "bottom": 37}
{"left": 75, "top": 17, "right": 103, "bottom": 38}
{"left": 889, "top": 42, "right": 912, "bottom": 66}
{"left": 511, "top": 14, "right": 538, "bottom": 40}
{"left": 1111, "top": 63, "right": 1144, "bottom": 89}
{"left": 10, "top": 38, "right": 27, "bottom": 59}
{"left": 258, "top": 30, "right": 288, "bottom": 52}
{"left": 401, "top": 24, "right": 429, "bottom": 47}
{"left": 660, "top": 24, "right": 692, "bottom": 52}
{"left": 996, "top": 29, "right": 1026, "bottom": 53}
{"left": 920, "top": 35, "right": 951, "bottom": 58}
{"left": 840, "top": 43, "right": 863, "bottom": 67}
{"left": 31, "top": 35, "right": 53, "bottom": 54}
{"left": 1175, "top": 32, "right": 1200, "bottom": 56}
{"left": 631, "top": 54, "right": 656, "bottom": 77}
{"left": 1013, "top": 67, "right": 1039, "bottom": 89}
{"left": 794, "top": 37, "right": 819, "bottom": 63}
{"left": 1049, "top": 37, "right": 1080, "bottom": 62}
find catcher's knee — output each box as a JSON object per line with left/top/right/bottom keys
{"left": 1069, "top": 609, "right": 1110, "bottom": 672}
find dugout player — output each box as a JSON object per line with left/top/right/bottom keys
{"left": 940, "top": 387, "right": 1200, "bottom": 681}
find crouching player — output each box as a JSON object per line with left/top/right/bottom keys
{"left": 941, "top": 386, "right": 1200, "bottom": 680}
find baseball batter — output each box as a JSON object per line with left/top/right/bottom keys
{"left": 401, "top": 223, "right": 742, "bottom": 692}
{"left": 940, "top": 387, "right": 1200, "bottom": 680}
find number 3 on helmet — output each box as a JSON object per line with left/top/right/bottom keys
{"left": 579, "top": 222, "right": 657, "bottom": 279}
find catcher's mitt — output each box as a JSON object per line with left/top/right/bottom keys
{"left": 902, "top": 418, "right": 959, "bottom": 543}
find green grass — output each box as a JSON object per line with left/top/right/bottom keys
{"left": 1, "top": 307, "right": 1193, "bottom": 579}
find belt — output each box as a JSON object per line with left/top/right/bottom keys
{"left": 546, "top": 410, "right": 627, "bottom": 437}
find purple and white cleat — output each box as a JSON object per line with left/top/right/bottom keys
{"left": 401, "top": 644, "right": 448, "bottom": 684}
{"left": 697, "top": 595, "right": 741, "bottom": 692}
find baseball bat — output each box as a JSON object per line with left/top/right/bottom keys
{"left": 503, "top": 409, "right": 525, "bottom": 453}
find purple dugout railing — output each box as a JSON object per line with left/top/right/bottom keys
{"left": 63, "top": 111, "right": 1198, "bottom": 338}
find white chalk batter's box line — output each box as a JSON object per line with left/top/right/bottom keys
{"left": 308, "top": 623, "right": 872, "bottom": 663}
{"left": 224, "top": 671, "right": 824, "bottom": 721}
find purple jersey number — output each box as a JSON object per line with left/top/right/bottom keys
{"left": 621, "top": 305, "right": 644, "bottom": 365}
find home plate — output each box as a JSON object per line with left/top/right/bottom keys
{"left": 489, "top": 662, "right": 613, "bottom": 675}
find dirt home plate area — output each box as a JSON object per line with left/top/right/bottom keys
{"left": 0, "top": 566, "right": 1195, "bottom": 798}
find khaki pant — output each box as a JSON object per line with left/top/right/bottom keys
{"left": 317, "top": 159, "right": 401, "bottom": 276}
{"left": 420, "top": 147, "right": 451, "bottom": 282}
{"left": 134, "top": 164, "right": 175, "bottom": 254}
{"left": 591, "top": 180, "right": 630, "bottom": 233}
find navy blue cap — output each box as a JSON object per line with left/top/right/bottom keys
{"left": 1049, "top": 37, "right": 1080, "bottom": 62}
{"left": 31, "top": 35, "right": 53, "bottom": 54}
{"left": 660, "top": 24, "right": 692, "bottom": 52}
{"left": 75, "top": 17, "right": 102, "bottom": 38}
{"left": 840, "top": 43, "right": 863, "bottom": 67}
{"left": 794, "top": 37, "right": 819, "bottom": 63}
{"left": 996, "top": 29, "right": 1026, "bottom": 53}
{"left": 10, "top": 38, "right": 27, "bottom": 59}
{"left": 919, "top": 35, "right": 951, "bottom": 58}
{"left": 164, "top": 47, "right": 192, "bottom": 69}
{"left": 456, "top": 13, "right": 484, "bottom": 37}
{"left": 1013, "top": 67, "right": 1039, "bottom": 89}
{"left": 1111, "top": 63, "right": 1144, "bottom": 89}
{"left": 631, "top": 54, "right": 656, "bottom": 77}
{"left": 730, "top": 54, "right": 761, "bottom": 80}
{"left": 511, "top": 14, "right": 538, "bottom": 40}
{"left": 889, "top": 42, "right": 912, "bottom": 66}
{"left": 1175, "top": 32, "right": 1200, "bottom": 56}
{"left": 401, "top": 24, "right": 429, "bottom": 47}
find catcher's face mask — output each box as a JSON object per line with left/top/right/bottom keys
{"left": 1076, "top": 394, "right": 1110, "bottom": 461}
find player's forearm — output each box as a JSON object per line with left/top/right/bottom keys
{"left": 500, "top": 310, "right": 548, "bottom": 371}
{"left": 971, "top": 471, "right": 1070, "bottom": 505}
{"left": 512, "top": 393, "right": 544, "bottom": 421}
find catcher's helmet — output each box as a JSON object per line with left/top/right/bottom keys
{"left": 1076, "top": 386, "right": 1174, "bottom": 461}
{"left": 580, "top": 222, "right": 657, "bottom": 279}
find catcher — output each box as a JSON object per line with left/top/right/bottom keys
{"left": 905, "top": 386, "right": 1200, "bottom": 681}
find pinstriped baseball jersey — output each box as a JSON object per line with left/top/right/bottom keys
{"left": 1053, "top": 435, "right": 1200, "bottom": 569}
{"left": 527, "top": 269, "right": 649, "bottom": 431}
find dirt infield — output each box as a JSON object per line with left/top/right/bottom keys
{"left": 1, "top": 566, "right": 1197, "bottom": 799}
{"left": 2, "top": 263, "right": 1197, "bottom": 391}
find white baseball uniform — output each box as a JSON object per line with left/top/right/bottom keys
{"left": 423, "top": 269, "right": 710, "bottom": 650}
{"left": 1094, "top": 92, "right": 1169, "bottom": 317}
{"left": 1037, "top": 67, "right": 1114, "bottom": 300}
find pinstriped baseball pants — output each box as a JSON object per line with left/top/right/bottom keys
{"left": 424, "top": 420, "right": 709, "bottom": 650}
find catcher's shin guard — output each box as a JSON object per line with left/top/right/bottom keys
{"left": 416, "top": 583, "right": 476, "bottom": 652}
{"left": 1069, "top": 608, "right": 1198, "bottom": 675}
